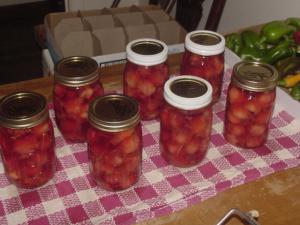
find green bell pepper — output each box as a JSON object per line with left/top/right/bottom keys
{"left": 261, "top": 20, "right": 296, "bottom": 44}
{"left": 225, "top": 33, "right": 243, "bottom": 54}
{"left": 262, "top": 39, "right": 296, "bottom": 65}
{"left": 285, "top": 17, "right": 300, "bottom": 29}
{"left": 291, "top": 82, "right": 300, "bottom": 100}
{"left": 241, "top": 30, "right": 266, "bottom": 50}
{"left": 239, "top": 46, "right": 265, "bottom": 62}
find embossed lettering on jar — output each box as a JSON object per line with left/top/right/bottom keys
{"left": 224, "top": 61, "right": 278, "bottom": 148}
{"left": 180, "top": 30, "right": 225, "bottom": 103}
{"left": 87, "top": 94, "right": 142, "bottom": 191}
{"left": 123, "top": 38, "right": 169, "bottom": 120}
{"left": 0, "top": 92, "right": 56, "bottom": 188}
{"left": 160, "top": 76, "right": 213, "bottom": 167}
{"left": 53, "top": 56, "right": 104, "bottom": 143}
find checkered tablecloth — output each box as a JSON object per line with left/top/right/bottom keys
{"left": 1, "top": 65, "right": 300, "bottom": 225}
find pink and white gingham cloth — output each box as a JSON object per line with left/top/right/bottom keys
{"left": 0, "top": 65, "right": 300, "bottom": 225}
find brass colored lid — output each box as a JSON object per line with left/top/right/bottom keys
{"left": 88, "top": 94, "right": 140, "bottom": 132}
{"left": 54, "top": 56, "right": 99, "bottom": 87}
{"left": 232, "top": 61, "right": 279, "bottom": 92}
{"left": 0, "top": 92, "right": 48, "bottom": 129}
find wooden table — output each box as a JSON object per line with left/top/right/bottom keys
{"left": 0, "top": 53, "right": 299, "bottom": 225}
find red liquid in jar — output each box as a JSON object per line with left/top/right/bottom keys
{"left": 87, "top": 124, "right": 142, "bottom": 191}
{"left": 180, "top": 51, "right": 224, "bottom": 103}
{"left": 124, "top": 61, "right": 169, "bottom": 120}
{"left": 224, "top": 83, "right": 276, "bottom": 148}
{"left": 160, "top": 104, "right": 212, "bottom": 167}
{"left": 0, "top": 118, "right": 55, "bottom": 188}
{"left": 54, "top": 80, "right": 104, "bottom": 143}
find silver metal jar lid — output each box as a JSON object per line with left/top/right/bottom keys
{"left": 54, "top": 56, "right": 99, "bottom": 87}
{"left": 88, "top": 94, "right": 140, "bottom": 132}
{"left": 232, "top": 61, "right": 279, "bottom": 92}
{"left": 0, "top": 92, "right": 48, "bottom": 129}
{"left": 185, "top": 30, "right": 225, "bottom": 56}
{"left": 164, "top": 75, "right": 213, "bottom": 110}
{"left": 126, "top": 38, "right": 168, "bottom": 66}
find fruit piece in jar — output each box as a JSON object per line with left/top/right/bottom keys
{"left": 245, "top": 101, "right": 262, "bottom": 114}
{"left": 120, "top": 132, "right": 140, "bottom": 154}
{"left": 257, "top": 92, "right": 275, "bottom": 105}
{"left": 110, "top": 128, "right": 135, "bottom": 145}
{"left": 249, "top": 124, "right": 267, "bottom": 136}
{"left": 137, "top": 81, "right": 156, "bottom": 97}
{"left": 245, "top": 135, "right": 266, "bottom": 148}
{"left": 13, "top": 135, "right": 39, "bottom": 155}
{"left": 231, "top": 106, "right": 250, "bottom": 121}
{"left": 125, "top": 71, "right": 138, "bottom": 88}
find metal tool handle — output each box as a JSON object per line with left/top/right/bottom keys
{"left": 216, "top": 208, "right": 260, "bottom": 225}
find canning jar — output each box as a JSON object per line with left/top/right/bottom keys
{"left": 0, "top": 92, "right": 56, "bottom": 188}
{"left": 123, "top": 38, "right": 169, "bottom": 120}
{"left": 160, "top": 75, "right": 213, "bottom": 167}
{"left": 224, "top": 61, "right": 278, "bottom": 148}
{"left": 180, "top": 30, "right": 225, "bottom": 103}
{"left": 87, "top": 94, "right": 142, "bottom": 191}
{"left": 53, "top": 56, "right": 104, "bottom": 143}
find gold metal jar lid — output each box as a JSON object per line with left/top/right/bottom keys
{"left": 0, "top": 92, "right": 48, "bottom": 129}
{"left": 54, "top": 56, "right": 99, "bottom": 87}
{"left": 88, "top": 94, "right": 140, "bottom": 132}
{"left": 232, "top": 61, "right": 279, "bottom": 92}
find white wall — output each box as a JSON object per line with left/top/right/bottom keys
{"left": 199, "top": 0, "right": 300, "bottom": 33}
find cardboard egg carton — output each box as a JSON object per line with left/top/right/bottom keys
{"left": 44, "top": 5, "right": 187, "bottom": 67}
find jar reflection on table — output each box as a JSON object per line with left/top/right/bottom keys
{"left": 123, "top": 38, "right": 169, "bottom": 120}
{"left": 0, "top": 92, "right": 56, "bottom": 189}
{"left": 87, "top": 94, "right": 142, "bottom": 191}
{"left": 180, "top": 30, "right": 225, "bottom": 103}
{"left": 224, "top": 61, "right": 278, "bottom": 148}
{"left": 53, "top": 56, "right": 104, "bottom": 143}
{"left": 160, "top": 76, "right": 213, "bottom": 167}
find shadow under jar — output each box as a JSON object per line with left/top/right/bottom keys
{"left": 53, "top": 56, "right": 104, "bottom": 143}
{"left": 0, "top": 92, "right": 56, "bottom": 188}
{"left": 224, "top": 61, "right": 279, "bottom": 148}
{"left": 87, "top": 94, "right": 142, "bottom": 191}
{"left": 123, "top": 38, "right": 169, "bottom": 120}
{"left": 160, "top": 75, "right": 213, "bottom": 167}
{"left": 180, "top": 30, "right": 225, "bottom": 104}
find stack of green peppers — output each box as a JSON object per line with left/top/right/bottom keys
{"left": 226, "top": 17, "right": 300, "bottom": 65}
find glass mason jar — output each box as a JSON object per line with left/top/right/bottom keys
{"left": 53, "top": 56, "right": 104, "bottom": 143}
{"left": 87, "top": 94, "right": 142, "bottom": 191}
{"left": 224, "top": 61, "right": 278, "bottom": 148}
{"left": 0, "top": 92, "right": 56, "bottom": 188}
{"left": 123, "top": 38, "right": 169, "bottom": 120}
{"left": 180, "top": 30, "right": 225, "bottom": 104}
{"left": 160, "top": 75, "right": 213, "bottom": 167}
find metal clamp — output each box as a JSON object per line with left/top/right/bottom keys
{"left": 216, "top": 208, "right": 260, "bottom": 225}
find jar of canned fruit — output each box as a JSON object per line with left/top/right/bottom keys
{"left": 0, "top": 92, "right": 56, "bottom": 188}
{"left": 53, "top": 56, "right": 104, "bottom": 143}
{"left": 160, "top": 75, "right": 213, "bottom": 167}
{"left": 87, "top": 94, "right": 142, "bottom": 191}
{"left": 123, "top": 38, "right": 169, "bottom": 120}
{"left": 180, "top": 30, "right": 225, "bottom": 103}
{"left": 224, "top": 61, "right": 278, "bottom": 148}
